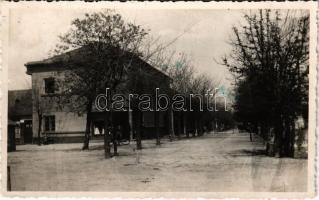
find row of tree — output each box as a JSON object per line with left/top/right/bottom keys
{"left": 224, "top": 10, "right": 309, "bottom": 157}
{"left": 50, "top": 10, "right": 226, "bottom": 158}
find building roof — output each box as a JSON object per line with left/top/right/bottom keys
{"left": 8, "top": 89, "right": 32, "bottom": 121}
{"left": 25, "top": 45, "right": 170, "bottom": 78}
{"left": 25, "top": 46, "right": 85, "bottom": 67}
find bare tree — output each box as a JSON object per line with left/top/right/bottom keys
{"left": 223, "top": 10, "right": 309, "bottom": 157}
{"left": 157, "top": 52, "right": 221, "bottom": 138}
{"left": 34, "top": 87, "right": 43, "bottom": 145}
{"left": 32, "top": 79, "right": 58, "bottom": 145}
{"left": 54, "top": 10, "right": 148, "bottom": 158}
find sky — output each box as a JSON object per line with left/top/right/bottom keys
{"left": 8, "top": 7, "right": 244, "bottom": 90}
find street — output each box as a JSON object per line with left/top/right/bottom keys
{"left": 8, "top": 131, "right": 307, "bottom": 192}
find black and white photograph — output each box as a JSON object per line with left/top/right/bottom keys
{"left": 2, "top": 2, "right": 317, "bottom": 198}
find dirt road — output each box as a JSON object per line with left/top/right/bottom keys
{"left": 8, "top": 131, "right": 307, "bottom": 192}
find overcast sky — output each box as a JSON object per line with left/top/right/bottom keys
{"left": 8, "top": 8, "right": 244, "bottom": 90}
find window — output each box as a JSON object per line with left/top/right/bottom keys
{"left": 44, "top": 115, "right": 55, "bottom": 131}
{"left": 44, "top": 78, "right": 55, "bottom": 94}
{"left": 15, "top": 126, "right": 20, "bottom": 139}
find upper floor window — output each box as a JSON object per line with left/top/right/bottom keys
{"left": 44, "top": 78, "right": 55, "bottom": 94}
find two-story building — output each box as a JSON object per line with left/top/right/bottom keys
{"left": 25, "top": 46, "right": 174, "bottom": 143}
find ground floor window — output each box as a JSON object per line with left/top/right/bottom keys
{"left": 15, "top": 126, "right": 20, "bottom": 139}
{"left": 44, "top": 115, "right": 55, "bottom": 131}
{"left": 93, "top": 121, "right": 104, "bottom": 135}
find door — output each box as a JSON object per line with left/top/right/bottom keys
{"left": 23, "top": 120, "right": 33, "bottom": 144}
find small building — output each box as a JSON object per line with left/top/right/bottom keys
{"left": 8, "top": 89, "right": 33, "bottom": 145}
{"left": 8, "top": 119, "right": 16, "bottom": 151}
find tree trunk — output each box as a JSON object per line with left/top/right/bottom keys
{"left": 274, "top": 117, "right": 284, "bottom": 157}
{"left": 128, "top": 110, "right": 133, "bottom": 142}
{"left": 184, "top": 112, "right": 189, "bottom": 138}
{"left": 193, "top": 119, "right": 197, "bottom": 137}
{"left": 199, "top": 118, "right": 203, "bottom": 136}
{"left": 289, "top": 119, "right": 295, "bottom": 157}
{"left": 136, "top": 110, "right": 142, "bottom": 150}
{"left": 261, "top": 123, "right": 268, "bottom": 143}
{"left": 111, "top": 111, "right": 118, "bottom": 156}
{"left": 37, "top": 113, "right": 42, "bottom": 145}
{"left": 283, "top": 119, "right": 290, "bottom": 157}
{"left": 82, "top": 101, "right": 93, "bottom": 150}
{"left": 282, "top": 118, "right": 295, "bottom": 157}
{"left": 104, "top": 113, "right": 111, "bottom": 158}
{"left": 155, "top": 111, "right": 160, "bottom": 145}
{"left": 82, "top": 112, "right": 91, "bottom": 150}
{"left": 112, "top": 135, "right": 118, "bottom": 156}
{"left": 177, "top": 112, "right": 181, "bottom": 139}
{"left": 168, "top": 109, "right": 175, "bottom": 141}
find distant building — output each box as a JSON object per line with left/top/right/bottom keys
{"left": 8, "top": 89, "right": 33, "bottom": 145}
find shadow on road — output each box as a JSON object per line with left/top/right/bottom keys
{"left": 229, "top": 149, "right": 267, "bottom": 157}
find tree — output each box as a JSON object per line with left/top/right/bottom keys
{"left": 33, "top": 87, "right": 43, "bottom": 145}
{"left": 223, "top": 10, "right": 309, "bottom": 157}
{"left": 157, "top": 53, "right": 220, "bottom": 137}
{"left": 29, "top": 78, "right": 56, "bottom": 145}
{"left": 54, "top": 10, "right": 148, "bottom": 158}
{"left": 190, "top": 74, "right": 221, "bottom": 136}
{"left": 125, "top": 61, "right": 170, "bottom": 148}
{"left": 164, "top": 54, "right": 192, "bottom": 138}
{"left": 21, "top": 79, "right": 45, "bottom": 145}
